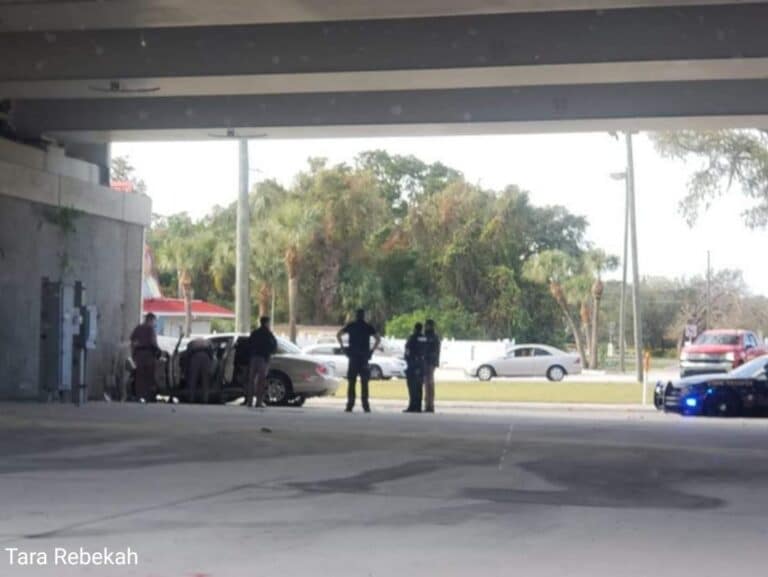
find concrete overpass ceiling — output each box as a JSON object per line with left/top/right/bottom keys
{"left": 3, "top": 2, "right": 768, "bottom": 142}
{"left": 13, "top": 78, "right": 768, "bottom": 139}
{"left": 3, "top": 4, "right": 768, "bottom": 83}
{"left": 3, "top": 59, "right": 768, "bottom": 100}
{"left": 0, "top": 0, "right": 761, "bottom": 31}
{"left": 40, "top": 115, "right": 768, "bottom": 145}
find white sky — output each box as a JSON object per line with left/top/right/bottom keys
{"left": 113, "top": 133, "right": 767, "bottom": 296}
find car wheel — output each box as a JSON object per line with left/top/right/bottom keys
{"left": 477, "top": 365, "right": 495, "bottom": 382}
{"left": 547, "top": 365, "right": 566, "bottom": 382}
{"left": 264, "top": 373, "right": 293, "bottom": 406}
{"left": 369, "top": 365, "right": 384, "bottom": 380}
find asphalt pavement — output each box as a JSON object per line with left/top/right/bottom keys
{"left": 0, "top": 401, "right": 766, "bottom": 576}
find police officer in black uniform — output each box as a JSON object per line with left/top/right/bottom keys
{"left": 186, "top": 338, "right": 214, "bottom": 404}
{"left": 337, "top": 309, "right": 381, "bottom": 413}
{"left": 423, "top": 319, "right": 442, "bottom": 413}
{"left": 404, "top": 322, "right": 426, "bottom": 413}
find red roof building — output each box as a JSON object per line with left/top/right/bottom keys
{"left": 141, "top": 245, "right": 235, "bottom": 336}
{"left": 143, "top": 298, "right": 235, "bottom": 319}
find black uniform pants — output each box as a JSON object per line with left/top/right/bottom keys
{"left": 347, "top": 355, "right": 371, "bottom": 410}
{"left": 187, "top": 351, "right": 212, "bottom": 404}
{"left": 406, "top": 365, "right": 424, "bottom": 411}
{"left": 132, "top": 350, "right": 157, "bottom": 401}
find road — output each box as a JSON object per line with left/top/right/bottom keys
{"left": 0, "top": 401, "right": 766, "bottom": 576}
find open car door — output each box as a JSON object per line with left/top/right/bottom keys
{"left": 168, "top": 334, "right": 185, "bottom": 395}
{"left": 213, "top": 337, "right": 238, "bottom": 403}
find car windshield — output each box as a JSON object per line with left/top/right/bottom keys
{"left": 729, "top": 356, "right": 768, "bottom": 378}
{"left": 694, "top": 333, "right": 740, "bottom": 346}
{"left": 277, "top": 337, "right": 303, "bottom": 355}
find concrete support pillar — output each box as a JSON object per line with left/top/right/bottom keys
{"left": 65, "top": 142, "right": 111, "bottom": 186}
{"left": 235, "top": 139, "right": 251, "bottom": 334}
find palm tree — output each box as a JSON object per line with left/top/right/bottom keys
{"left": 524, "top": 250, "right": 589, "bottom": 367}
{"left": 210, "top": 235, "right": 235, "bottom": 297}
{"left": 250, "top": 179, "right": 289, "bottom": 321}
{"left": 584, "top": 249, "right": 620, "bottom": 369}
{"left": 153, "top": 214, "right": 206, "bottom": 337}
{"left": 180, "top": 269, "right": 193, "bottom": 336}
{"left": 250, "top": 229, "right": 283, "bottom": 319}
{"left": 272, "top": 196, "right": 319, "bottom": 342}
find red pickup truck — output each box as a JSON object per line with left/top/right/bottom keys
{"left": 679, "top": 329, "right": 767, "bottom": 377}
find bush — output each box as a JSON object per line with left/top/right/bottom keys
{"left": 385, "top": 304, "right": 480, "bottom": 339}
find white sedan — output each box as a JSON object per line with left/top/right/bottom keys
{"left": 467, "top": 344, "right": 582, "bottom": 382}
{"left": 302, "top": 344, "right": 407, "bottom": 380}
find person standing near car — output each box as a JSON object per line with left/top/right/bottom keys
{"left": 186, "top": 338, "right": 213, "bottom": 404}
{"left": 404, "top": 322, "right": 426, "bottom": 413}
{"left": 423, "top": 319, "right": 441, "bottom": 413}
{"left": 130, "top": 313, "right": 160, "bottom": 402}
{"left": 337, "top": 308, "right": 381, "bottom": 413}
{"left": 247, "top": 316, "right": 278, "bottom": 408}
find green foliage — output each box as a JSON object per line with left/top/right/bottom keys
{"left": 356, "top": 150, "right": 462, "bottom": 216}
{"left": 146, "top": 150, "right": 592, "bottom": 342}
{"left": 41, "top": 206, "right": 82, "bottom": 278}
{"left": 42, "top": 205, "right": 81, "bottom": 235}
{"left": 111, "top": 156, "right": 147, "bottom": 195}
{"left": 386, "top": 302, "right": 480, "bottom": 339}
{"left": 652, "top": 130, "right": 768, "bottom": 228}
{"left": 599, "top": 270, "right": 766, "bottom": 355}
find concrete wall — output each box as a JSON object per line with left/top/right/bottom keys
{"left": 0, "top": 138, "right": 151, "bottom": 400}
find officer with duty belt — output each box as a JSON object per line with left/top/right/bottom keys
{"left": 185, "top": 338, "right": 214, "bottom": 404}
{"left": 404, "top": 322, "right": 427, "bottom": 413}
{"left": 129, "top": 313, "right": 160, "bottom": 402}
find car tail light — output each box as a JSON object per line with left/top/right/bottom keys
{"left": 315, "top": 364, "right": 329, "bottom": 376}
{"left": 575, "top": 358, "right": 581, "bottom": 364}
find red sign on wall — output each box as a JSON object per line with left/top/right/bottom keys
{"left": 110, "top": 180, "right": 134, "bottom": 193}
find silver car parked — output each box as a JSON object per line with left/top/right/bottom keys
{"left": 467, "top": 344, "right": 582, "bottom": 382}
{"left": 302, "top": 344, "right": 407, "bottom": 380}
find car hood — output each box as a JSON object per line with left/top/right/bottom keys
{"left": 666, "top": 372, "right": 739, "bottom": 388}
{"left": 682, "top": 344, "right": 739, "bottom": 355}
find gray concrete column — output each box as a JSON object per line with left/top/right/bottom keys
{"left": 65, "top": 142, "right": 111, "bottom": 186}
{"left": 235, "top": 139, "right": 251, "bottom": 333}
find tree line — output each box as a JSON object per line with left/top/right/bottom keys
{"left": 134, "top": 151, "right": 623, "bottom": 368}
{"left": 128, "top": 129, "right": 768, "bottom": 367}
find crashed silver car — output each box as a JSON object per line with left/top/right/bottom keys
{"left": 159, "top": 333, "right": 339, "bottom": 406}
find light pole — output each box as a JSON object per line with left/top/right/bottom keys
{"left": 625, "top": 131, "right": 644, "bottom": 383}
{"left": 610, "top": 130, "right": 643, "bottom": 382}
{"left": 610, "top": 170, "right": 629, "bottom": 372}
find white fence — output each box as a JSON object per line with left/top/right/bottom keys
{"left": 282, "top": 331, "right": 513, "bottom": 370}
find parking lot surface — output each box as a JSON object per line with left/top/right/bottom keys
{"left": 1, "top": 401, "right": 766, "bottom": 576}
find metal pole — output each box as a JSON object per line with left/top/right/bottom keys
{"left": 705, "top": 250, "right": 711, "bottom": 331}
{"left": 626, "top": 132, "right": 644, "bottom": 383}
{"left": 235, "top": 139, "right": 251, "bottom": 334}
{"left": 619, "top": 173, "right": 629, "bottom": 372}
